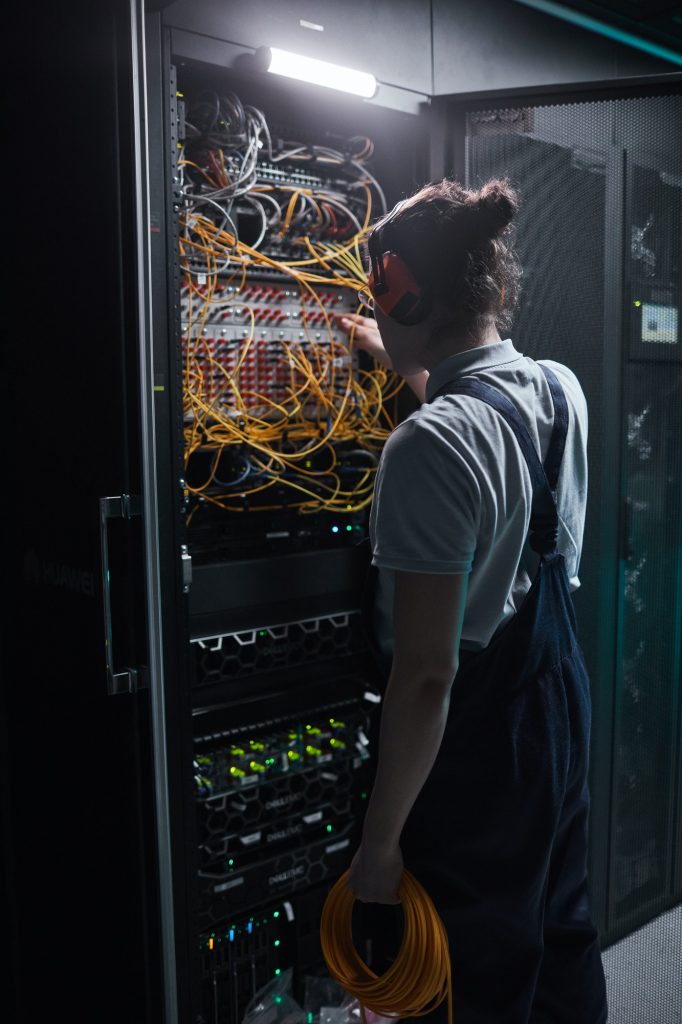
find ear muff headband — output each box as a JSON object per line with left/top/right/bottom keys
{"left": 367, "top": 252, "right": 427, "bottom": 325}
{"left": 368, "top": 254, "right": 506, "bottom": 320}
{"left": 366, "top": 203, "right": 430, "bottom": 323}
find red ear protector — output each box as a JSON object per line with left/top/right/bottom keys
{"left": 367, "top": 226, "right": 430, "bottom": 326}
{"left": 366, "top": 213, "right": 507, "bottom": 324}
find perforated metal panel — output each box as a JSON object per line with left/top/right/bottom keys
{"left": 461, "top": 89, "right": 682, "bottom": 1018}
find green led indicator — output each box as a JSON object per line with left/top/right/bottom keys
{"left": 274, "top": 939, "right": 280, "bottom": 946}
{"left": 346, "top": 524, "right": 352, "bottom": 532}
{"left": 259, "top": 630, "right": 267, "bottom": 636}
{"left": 634, "top": 300, "right": 641, "bottom": 307}
{"left": 275, "top": 970, "right": 281, "bottom": 976}
{"left": 274, "top": 911, "right": 279, "bottom": 917}
{"left": 327, "top": 824, "right": 332, "bottom": 831}
{"left": 229, "top": 859, "right": 234, "bottom": 865}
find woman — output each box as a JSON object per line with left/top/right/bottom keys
{"left": 333, "top": 178, "right": 608, "bottom": 1024}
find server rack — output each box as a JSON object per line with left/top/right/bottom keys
{"left": 4, "top": 2, "right": 681, "bottom": 1023}
{"left": 144, "top": 14, "right": 433, "bottom": 1022}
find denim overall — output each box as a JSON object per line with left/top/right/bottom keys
{"left": 356, "top": 365, "right": 608, "bottom": 1024}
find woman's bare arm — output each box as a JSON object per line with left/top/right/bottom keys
{"left": 360, "top": 569, "right": 468, "bottom": 851}
{"left": 333, "top": 313, "right": 429, "bottom": 403}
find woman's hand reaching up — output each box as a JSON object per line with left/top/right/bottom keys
{"left": 333, "top": 311, "right": 429, "bottom": 403}
{"left": 332, "top": 313, "right": 393, "bottom": 370}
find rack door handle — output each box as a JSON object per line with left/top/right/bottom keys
{"left": 99, "top": 494, "right": 148, "bottom": 696}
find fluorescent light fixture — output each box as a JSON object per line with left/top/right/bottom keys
{"left": 263, "top": 47, "right": 377, "bottom": 98}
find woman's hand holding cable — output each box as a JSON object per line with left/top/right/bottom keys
{"left": 345, "top": 836, "right": 403, "bottom": 905}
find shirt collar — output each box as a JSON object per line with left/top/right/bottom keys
{"left": 424, "top": 338, "right": 522, "bottom": 403}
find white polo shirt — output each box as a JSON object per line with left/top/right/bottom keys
{"left": 368, "top": 337, "right": 588, "bottom": 654}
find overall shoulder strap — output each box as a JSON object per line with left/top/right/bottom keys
{"left": 428, "top": 364, "right": 569, "bottom": 556}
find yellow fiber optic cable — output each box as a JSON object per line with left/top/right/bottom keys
{"left": 179, "top": 194, "right": 398, "bottom": 514}
{"left": 320, "top": 868, "right": 453, "bottom": 1024}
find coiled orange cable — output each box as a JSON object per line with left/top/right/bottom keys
{"left": 320, "top": 867, "right": 453, "bottom": 1024}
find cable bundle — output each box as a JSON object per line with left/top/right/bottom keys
{"left": 179, "top": 216, "right": 404, "bottom": 517}
{"left": 320, "top": 868, "right": 453, "bottom": 1024}
{"left": 176, "top": 92, "right": 403, "bottom": 519}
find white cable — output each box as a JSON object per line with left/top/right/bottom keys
{"left": 182, "top": 192, "right": 239, "bottom": 239}
{"left": 316, "top": 194, "right": 363, "bottom": 235}
{"left": 349, "top": 160, "right": 387, "bottom": 213}
{"left": 239, "top": 194, "right": 268, "bottom": 249}
{"left": 271, "top": 146, "right": 310, "bottom": 163}
{"left": 250, "top": 189, "right": 282, "bottom": 224}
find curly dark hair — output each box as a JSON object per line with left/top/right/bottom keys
{"left": 368, "top": 176, "right": 523, "bottom": 348}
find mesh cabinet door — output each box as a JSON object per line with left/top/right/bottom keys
{"left": 456, "top": 89, "right": 682, "bottom": 1000}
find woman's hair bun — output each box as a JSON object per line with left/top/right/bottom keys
{"left": 473, "top": 178, "right": 519, "bottom": 238}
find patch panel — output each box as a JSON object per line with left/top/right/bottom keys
{"left": 252, "top": 159, "right": 328, "bottom": 190}
{"left": 182, "top": 276, "right": 360, "bottom": 419}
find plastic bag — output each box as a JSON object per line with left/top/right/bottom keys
{"left": 337, "top": 993, "right": 401, "bottom": 1024}
{"left": 319, "top": 1009, "right": 348, "bottom": 1024}
{"left": 302, "top": 972, "right": 398, "bottom": 1024}
{"left": 242, "top": 966, "right": 307, "bottom": 1024}
{"left": 303, "top": 973, "right": 348, "bottom": 1021}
